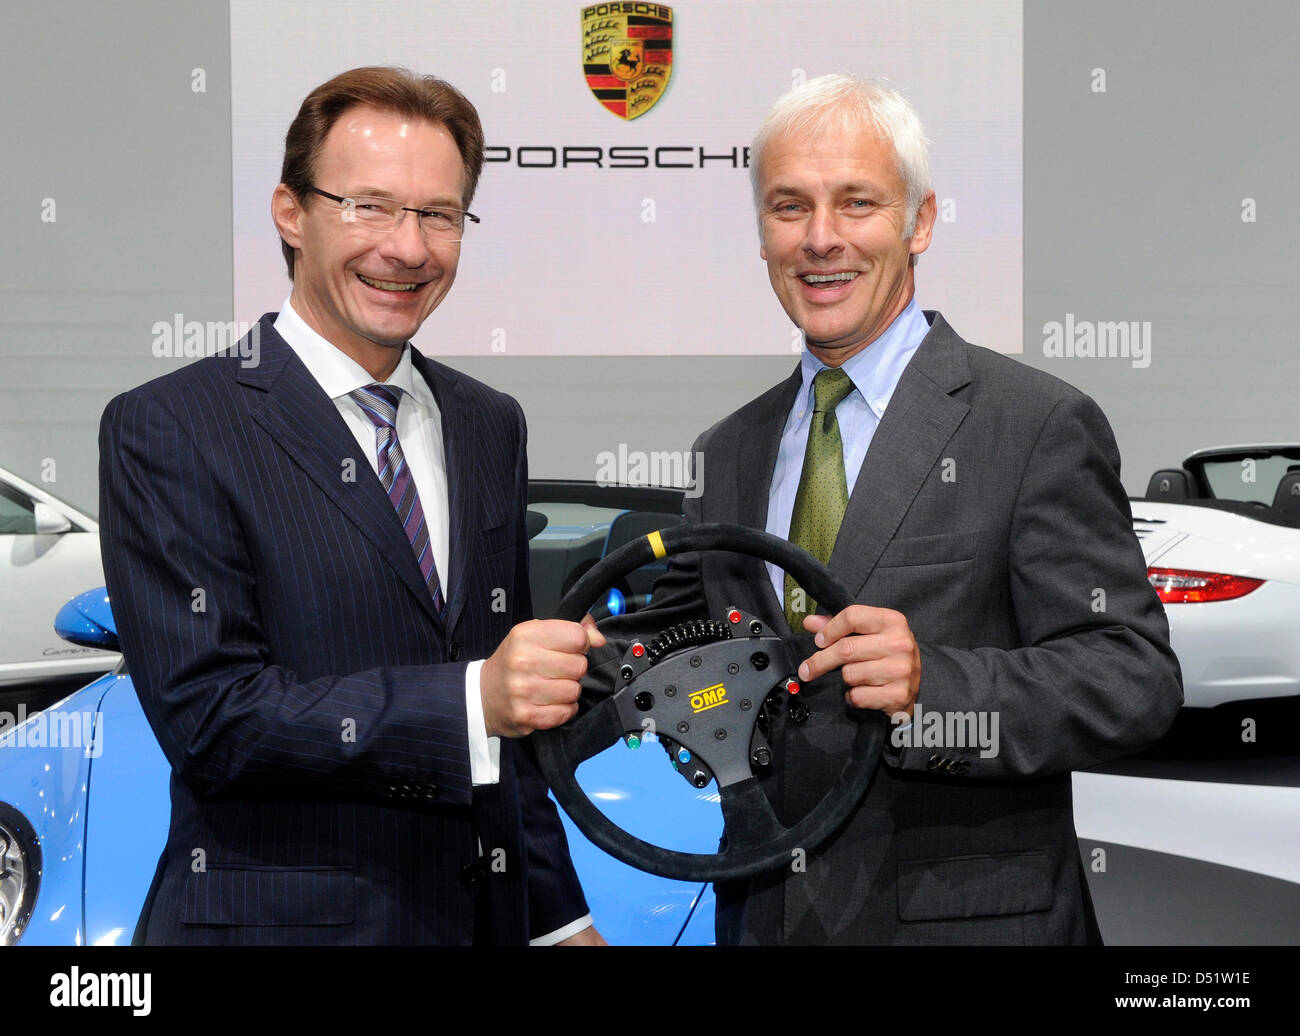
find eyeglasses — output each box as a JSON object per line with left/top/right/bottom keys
{"left": 305, "top": 186, "right": 479, "bottom": 241}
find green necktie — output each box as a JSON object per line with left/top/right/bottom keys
{"left": 784, "top": 366, "right": 855, "bottom": 631}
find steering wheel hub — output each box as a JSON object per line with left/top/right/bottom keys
{"left": 613, "top": 609, "right": 790, "bottom": 791}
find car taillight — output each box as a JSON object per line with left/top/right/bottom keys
{"left": 1147, "top": 567, "right": 1264, "bottom": 604}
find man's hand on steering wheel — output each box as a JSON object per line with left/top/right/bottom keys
{"left": 480, "top": 619, "right": 608, "bottom": 738}
{"left": 533, "top": 523, "right": 891, "bottom": 882}
{"left": 797, "top": 606, "right": 922, "bottom": 719}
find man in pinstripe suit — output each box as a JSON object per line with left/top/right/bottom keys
{"left": 98, "top": 68, "right": 604, "bottom": 944}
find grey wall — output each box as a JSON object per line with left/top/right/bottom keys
{"left": 1, "top": 0, "right": 233, "bottom": 514}
{"left": 1019, "top": 0, "right": 1300, "bottom": 491}
{"left": 2, "top": 0, "right": 1297, "bottom": 514}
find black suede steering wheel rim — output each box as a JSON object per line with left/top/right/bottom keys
{"left": 533, "top": 522, "right": 888, "bottom": 883}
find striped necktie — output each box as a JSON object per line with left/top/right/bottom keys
{"left": 349, "top": 383, "right": 446, "bottom": 615}
{"left": 784, "top": 366, "right": 855, "bottom": 631}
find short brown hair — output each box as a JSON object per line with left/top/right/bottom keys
{"left": 278, "top": 66, "right": 485, "bottom": 280}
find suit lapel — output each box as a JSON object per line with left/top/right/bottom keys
{"left": 410, "top": 349, "right": 477, "bottom": 637}
{"left": 827, "top": 311, "right": 973, "bottom": 598}
{"left": 240, "top": 316, "right": 445, "bottom": 629}
{"left": 733, "top": 367, "right": 804, "bottom": 623}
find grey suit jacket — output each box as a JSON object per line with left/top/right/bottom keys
{"left": 594, "top": 311, "right": 1182, "bottom": 944}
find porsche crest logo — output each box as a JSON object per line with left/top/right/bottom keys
{"left": 582, "top": 4, "right": 673, "bottom": 120}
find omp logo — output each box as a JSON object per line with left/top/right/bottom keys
{"left": 690, "top": 684, "right": 727, "bottom": 713}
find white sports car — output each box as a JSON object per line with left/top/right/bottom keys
{"left": 1133, "top": 444, "right": 1300, "bottom": 709}
{"left": 0, "top": 466, "right": 119, "bottom": 690}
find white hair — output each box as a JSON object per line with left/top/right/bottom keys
{"left": 750, "top": 74, "right": 933, "bottom": 237}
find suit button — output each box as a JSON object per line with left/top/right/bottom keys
{"left": 460, "top": 862, "right": 480, "bottom": 886}
{"left": 449, "top": 641, "right": 461, "bottom": 661}
{"left": 788, "top": 701, "right": 809, "bottom": 724}
{"left": 424, "top": 785, "right": 438, "bottom": 800}
{"left": 926, "top": 755, "right": 941, "bottom": 771}
{"left": 955, "top": 760, "right": 971, "bottom": 775}
{"left": 387, "top": 784, "right": 398, "bottom": 798}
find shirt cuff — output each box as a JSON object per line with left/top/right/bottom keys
{"left": 529, "top": 914, "right": 595, "bottom": 946}
{"left": 464, "top": 659, "right": 501, "bottom": 785}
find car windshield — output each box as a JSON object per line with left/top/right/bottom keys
{"left": 1192, "top": 448, "right": 1300, "bottom": 505}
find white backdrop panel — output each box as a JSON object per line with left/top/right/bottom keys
{"left": 231, "top": 0, "right": 1022, "bottom": 356}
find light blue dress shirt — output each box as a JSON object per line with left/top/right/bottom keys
{"left": 764, "top": 298, "right": 931, "bottom": 605}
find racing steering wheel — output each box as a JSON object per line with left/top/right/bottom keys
{"left": 533, "top": 522, "right": 888, "bottom": 883}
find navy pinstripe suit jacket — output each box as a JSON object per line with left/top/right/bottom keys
{"left": 98, "top": 314, "right": 587, "bottom": 944}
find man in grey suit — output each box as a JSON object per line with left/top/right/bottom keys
{"left": 592, "top": 74, "right": 1182, "bottom": 944}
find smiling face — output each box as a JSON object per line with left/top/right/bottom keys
{"left": 272, "top": 105, "right": 467, "bottom": 378}
{"left": 757, "top": 124, "right": 935, "bottom": 367}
